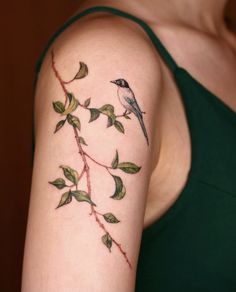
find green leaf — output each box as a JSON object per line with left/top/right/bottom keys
{"left": 79, "top": 136, "right": 88, "bottom": 146}
{"left": 111, "top": 150, "right": 119, "bottom": 169}
{"left": 71, "top": 190, "right": 96, "bottom": 206}
{"left": 54, "top": 119, "right": 66, "bottom": 133}
{"left": 56, "top": 191, "right": 72, "bottom": 209}
{"left": 102, "top": 233, "right": 112, "bottom": 252}
{"left": 107, "top": 117, "right": 114, "bottom": 127}
{"left": 117, "top": 162, "right": 141, "bottom": 174}
{"left": 89, "top": 108, "right": 100, "bottom": 122}
{"left": 99, "top": 104, "right": 114, "bottom": 114}
{"left": 62, "top": 93, "right": 79, "bottom": 115}
{"left": 114, "top": 120, "right": 124, "bottom": 133}
{"left": 108, "top": 113, "right": 116, "bottom": 124}
{"left": 74, "top": 62, "right": 88, "bottom": 79}
{"left": 83, "top": 98, "right": 91, "bottom": 107}
{"left": 52, "top": 101, "right": 65, "bottom": 114}
{"left": 103, "top": 213, "right": 120, "bottom": 223}
{"left": 124, "top": 115, "right": 131, "bottom": 119}
{"left": 67, "top": 93, "right": 74, "bottom": 103}
{"left": 99, "top": 104, "right": 116, "bottom": 125}
{"left": 60, "top": 165, "right": 79, "bottom": 185}
{"left": 49, "top": 178, "right": 66, "bottom": 189}
{"left": 67, "top": 114, "right": 81, "bottom": 130}
{"left": 110, "top": 175, "right": 126, "bottom": 200}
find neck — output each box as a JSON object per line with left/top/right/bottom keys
{"left": 128, "top": 0, "right": 228, "bottom": 34}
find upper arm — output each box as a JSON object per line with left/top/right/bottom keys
{"left": 22, "top": 15, "right": 163, "bottom": 292}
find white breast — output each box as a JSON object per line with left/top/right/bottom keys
{"left": 117, "top": 87, "right": 133, "bottom": 111}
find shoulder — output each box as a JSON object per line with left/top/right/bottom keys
{"left": 37, "top": 10, "right": 163, "bottom": 87}
{"left": 35, "top": 10, "right": 165, "bottom": 141}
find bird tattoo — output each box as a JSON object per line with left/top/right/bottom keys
{"left": 110, "top": 79, "right": 149, "bottom": 145}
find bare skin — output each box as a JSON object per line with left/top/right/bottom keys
{"left": 75, "top": 0, "right": 236, "bottom": 228}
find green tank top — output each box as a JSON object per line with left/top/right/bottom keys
{"left": 35, "top": 6, "right": 236, "bottom": 291}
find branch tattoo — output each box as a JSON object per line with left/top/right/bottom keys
{"left": 48, "top": 50, "right": 149, "bottom": 269}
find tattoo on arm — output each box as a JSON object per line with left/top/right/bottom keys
{"left": 48, "top": 50, "right": 148, "bottom": 269}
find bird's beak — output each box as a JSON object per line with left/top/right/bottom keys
{"left": 110, "top": 80, "right": 117, "bottom": 85}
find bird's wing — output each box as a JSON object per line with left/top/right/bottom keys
{"left": 124, "top": 96, "right": 142, "bottom": 115}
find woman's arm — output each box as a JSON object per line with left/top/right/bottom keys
{"left": 22, "top": 15, "right": 162, "bottom": 292}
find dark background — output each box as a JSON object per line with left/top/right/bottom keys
{"left": 1, "top": 1, "right": 235, "bottom": 291}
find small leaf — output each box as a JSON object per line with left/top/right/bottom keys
{"left": 56, "top": 191, "right": 72, "bottom": 209}
{"left": 67, "top": 93, "right": 74, "bottom": 103}
{"left": 111, "top": 150, "right": 119, "bottom": 169}
{"left": 79, "top": 136, "right": 88, "bottom": 146}
{"left": 102, "top": 233, "right": 112, "bottom": 252}
{"left": 110, "top": 175, "right": 126, "bottom": 200}
{"left": 74, "top": 62, "right": 88, "bottom": 79}
{"left": 49, "top": 178, "right": 66, "bottom": 189}
{"left": 52, "top": 101, "right": 65, "bottom": 114}
{"left": 89, "top": 108, "right": 100, "bottom": 122}
{"left": 107, "top": 117, "right": 113, "bottom": 128}
{"left": 67, "top": 114, "right": 81, "bottom": 130}
{"left": 71, "top": 190, "right": 96, "bottom": 206}
{"left": 114, "top": 120, "right": 124, "bottom": 133}
{"left": 62, "top": 93, "right": 79, "bottom": 115}
{"left": 83, "top": 98, "right": 91, "bottom": 107}
{"left": 117, "top": 162, "right": 141, "bottom": 174}
{"left": 54, "top": 119, "right": 66, "bottom": 133}
{"left": 103, "top": 213, "right": 120, "bottom": 223}
{"left": 60, "top": 165, "right": 79, "bottom": 185}
{"left": 124, "top": 115, "right": 131, "bottom": 119}
{"left": 99, "top": 104, "right": 114, "bottom": 114}
{"left": 99, "top": 104, "right": 116, "bottom": 125}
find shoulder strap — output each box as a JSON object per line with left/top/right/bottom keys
{"left": 36, "top": 5, "right": 178, "bottom": 74}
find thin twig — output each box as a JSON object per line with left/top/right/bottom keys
{"left": 84, "top": 151, "right": 113, "bottom": 172}
{"left": 78, "top": 99, "right": 132, "bottom": 121}
{"left": 78, "top": 166, "right": 86, "bottom": 181}
{"left": 63, "top": 78, "right": 75, "bottom": 85}
{"left": 92, "top": 207, "right": 132, "bottom": 268}
{"left": 51, "top": 50, "right": 69, "bottom": 107}
{"left": 74, "top": 127, "right": 132, "bottom": 268}
{"left": 116, "top": 111, "right": 132, "bottom": 118}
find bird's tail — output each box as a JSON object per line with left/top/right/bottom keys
{"left": 136, "top": 112, "right": 149, "bottom": 146}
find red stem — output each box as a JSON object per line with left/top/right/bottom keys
{"left": 116, "top": 112, "right": 132, "bottom": 118}
{"left": 84, "top": 151, "right": 113, "bottom": 174}
{"left": 79, "top": 166, "right": 86, "bottom": 181}
{"left": 78, "top": 103, "right": 131, "bottom": 120}
{"left": 74, "top": 127, "right": 132, "bottom": 268}
{"left": 51, "top": 50, "right": 68, "bottom": 107}
{"left": 92, "top": 207, "right": 132, "bottom": 268}
{"left": 63, "top": 78, "right": 75, "bottom": 85}
{"left": 51, "top": 49, "right": 132, "bottom": 269}
{"left": 73, "top": 127, "right": 91, "bottom": 195}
